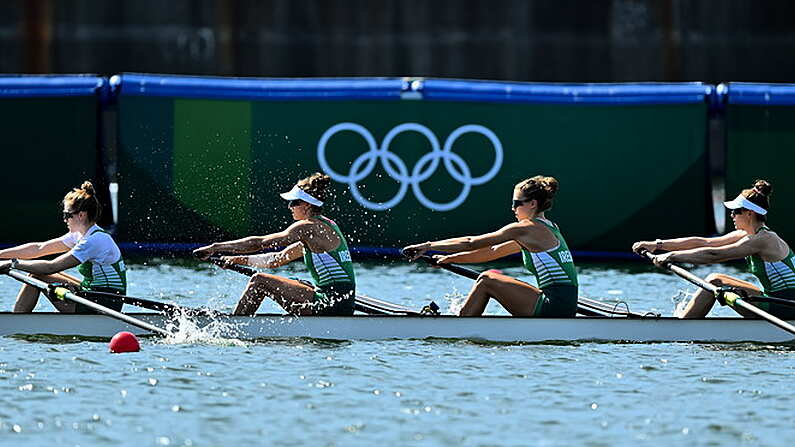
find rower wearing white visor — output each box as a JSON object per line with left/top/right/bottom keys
{"left": 194, "top": 172, "right": 356, "bottom": 316}
{"left": 633, "top": 179, "right": 795, "bottom": 319}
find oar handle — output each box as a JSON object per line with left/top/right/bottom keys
{"left": 207, "top": 255, "right": 257, "bottom": 277}
{"left": 415, "top": 254, "right": 480, "bottom": 280}
{"left": 638, "top": 249, "right": 719, "bottom": 294}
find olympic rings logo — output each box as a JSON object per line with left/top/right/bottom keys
{"left": 317, "top": 123, "right": 503, "bottom": 211}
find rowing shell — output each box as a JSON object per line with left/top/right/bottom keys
{"left": 2, "top": 313, "right": 795, "bottom": 343}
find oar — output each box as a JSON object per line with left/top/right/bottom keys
{"left": 638, "top": 249, "right": 795, "bottom": 336}
{"left": 6, "top": 270, "right": 171, "bottom": 337}
{"left": 205, "top": 255, "right": 426, "bottom": 315}
{"left": 411, "top": 254, "right": 652, "bottom": 318}
{"left": 77, "top": 289, "right": 221, "bottom": 317}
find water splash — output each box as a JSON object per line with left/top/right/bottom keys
{"left": 443, "top": 287, "right": 466, "bottom": 315}
{"left": 159, "top": 311, "right": 246, "bottom": 347}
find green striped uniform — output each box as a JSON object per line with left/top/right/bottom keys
{"left": 748, "top": 226, "right": 795, "bottom": 294}
{"left": 521, "top": 218, "right": 578, "bottom": 288}
{"left": 302, "top": 216, "right": 356, "bottom": 288}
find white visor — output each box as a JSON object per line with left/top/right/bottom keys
{"left": 723, "top": 194, "right": 767, "bottom": 215}
{"left": 279, "top": 185, "right": 324, "bottom": 207}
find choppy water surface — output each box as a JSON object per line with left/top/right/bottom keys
{"left": 2, "top": 259, "right": 795, "bottom": 446}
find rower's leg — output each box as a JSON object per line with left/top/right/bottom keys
{"left": 459, "top": 271, "right": 542, "bottom": 317}
{"left": 675, "top": 273, "right": 760, "bottom": 318}
{"left": 234, "top": 273, "right": 316, "bottom": 316}
{"left": 13, "top": 273, "right": 79, "bottom": 313}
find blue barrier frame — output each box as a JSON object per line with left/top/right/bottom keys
{"left": 0, "top": 75, "right": 107, "bottom": 99}
{"left": 721, "top": 82, "right": 795, "bottom": 106}
{"left": 111, "top": 73, "right": 405, "bottom": 101}
{"left": 420, "top": 79, "right": 715, "bottom": 105}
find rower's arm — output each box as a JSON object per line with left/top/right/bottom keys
{"left": 13, "top": 253, "right": 80, "bottom": 275}
{"left": 653, "top": 231, "right": 746, "bottom": 251}
{"left": 198, "top": 223, "right": 310, "bottom": 257}
{"left": 667, "top": 235, "right": 761, "bottom": 264}
{"left": 0, "top": 238, "right": 69, "bottom": 260}
{"left": 243, "top": 242, "right": 304, "bottom": 268}
{"left": 420, "top": 224, "right": 524, "bottom": 254}
{"left": 438, "top": 241, "right": 521, "bottom": 264}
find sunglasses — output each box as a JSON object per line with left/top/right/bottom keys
{"left": 62, "top": 210, "right": 80, "bottom": 220}
{"left": 730, "top": 208, "right": 745, "bottom": 217}
{"left": 512, "top": 199, "right": 528, "bottom": 209}
{"left": 287, "top": 200, "right": 304, "bottom": 208}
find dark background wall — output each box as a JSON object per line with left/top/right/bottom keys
{"left": 2, "top": 0, "right": 795, "bottom": 82}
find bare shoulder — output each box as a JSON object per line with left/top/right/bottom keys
{"left": 286, "top": 220, "right": 317, "bottom": 236}
{"left": 504, "top": 219, "right": 552, "bottom": 240}
{"left": 756, "top": 228, "right": 790, "bottom": 249}
{"left": 750, "top": 229, "right": 777, "bottom": 243}
{"left": 502, "top": 220, "right": 535, "bottom": 234}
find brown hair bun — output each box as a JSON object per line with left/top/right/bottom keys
{"left": 752, "top": 179, "right": 772, "bottom": 197}
{"left": 741, "top": 179, "right": 772, "bottom": 220}
{"left": 297, "top": 172, "right": 332, "bottom": 204}
{"left": 515, "top": 175, "right": 560, "bottom": 212}
{"left": 63, "top": 180, "right": 101, "bottom": 222}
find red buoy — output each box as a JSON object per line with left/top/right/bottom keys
{"left": 109, "top": 331, "right": 140, "bottom": 353}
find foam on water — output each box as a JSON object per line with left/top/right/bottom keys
{"left": 159, "top": 312, "right": 246, "bottom": 347}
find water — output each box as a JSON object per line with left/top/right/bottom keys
{"left": 2, "top": 259, "right": 795, "bottom": 446}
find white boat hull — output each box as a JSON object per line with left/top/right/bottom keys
{"left": 2, "top": 313, "right": 795, "bottom": 343}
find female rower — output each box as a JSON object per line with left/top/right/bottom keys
{"left": 403, "top": 175, "right": 578, "bottom": 317}
{"left": 0, "top": 181, "right": 127, "bottom": 313}
{"left": 193, "top": 172, "right": 356, "bottom": 316}
{"left": 632, "top": 179, "right": 795, "bottom": 319}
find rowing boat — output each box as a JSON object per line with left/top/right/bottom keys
{"left": 2, "top": 313, "right": 794, "bottom": 343}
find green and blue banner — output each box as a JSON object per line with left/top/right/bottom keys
{"left": 115, "top": 74, "right": 714, "bottom": 254}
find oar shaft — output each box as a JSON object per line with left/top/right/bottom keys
{"left": 732, "top": 298, "right": 795, "bottom": 334}
{"left": 208, "top": 256, "right": 257, "bottom": 276}
{"left": 640, "top": 250, "right": 795, "bottom": 336}
{"left": 418, "top": 255, "right": 480, "bottom": 281}
{"left": 639, "top": 250, "right": 717, "bottom": 292}
{"left": 7, "top": 270, "right": 170, "bottom": 337}
{"left": 82, "top": 289, "right": 218, "bottom": 316}
{"left": 415, "top": 255, "right": 649, "bottom": 318}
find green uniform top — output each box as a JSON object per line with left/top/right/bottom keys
{"left": 302, "top": 216, "right": 356, "bottom": 287}
{"left": 521, "top": 218, "right": 578, "bottom": 289}
{"left": 747, "top": 226, "right": 795, "bottom": 294}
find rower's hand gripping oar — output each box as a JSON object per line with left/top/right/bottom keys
{"left": 638, "top": 249, "right": 795, "bottom": 336}
{"left": 5, "top": 270, "right": 171, "bottom": 337}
